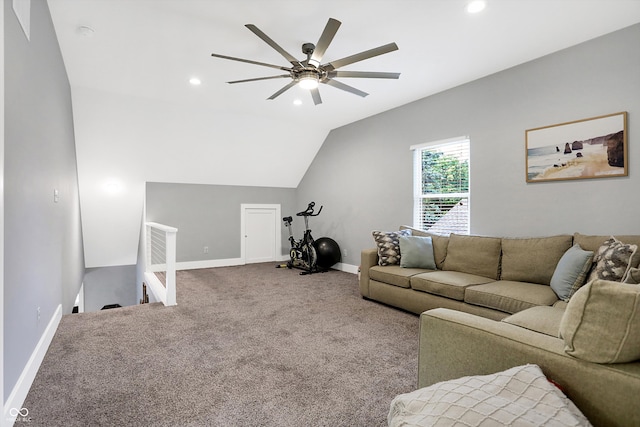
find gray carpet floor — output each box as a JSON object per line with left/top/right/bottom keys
{"left": 23, "top": 263, "right": 420, "bottom": 426}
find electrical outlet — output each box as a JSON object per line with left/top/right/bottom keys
{"left": 37, "top": 306, "right": 41, "bottom": 322}
{"left": 203, "top": 246, "right": 209, "bottom": 254}
{"left": 343, "top": 249, "right": 348, "bottom": 257}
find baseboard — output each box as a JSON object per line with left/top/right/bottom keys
{"left": 4, "top": 304, "right": 62, "bottom": 424}
{"left": 176, "top": 258, "right": 357, "bottom": 274}
{"left": 176, "top": 258, "right": 244, "bottom": 270}
{"left": 333, "top": 262, "right": 359, "bottom": 274}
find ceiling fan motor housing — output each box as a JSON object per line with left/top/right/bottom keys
{"left": 302, "top": 43, "right": 316, "bottom": 56}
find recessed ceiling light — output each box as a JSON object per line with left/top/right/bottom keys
{"left": 293, "top": 99, "right": 303, "bottom": 106}
{"left": 189, "top": 77, "right": 202, "bottom": 86}
{"left": 103, "top": 179, "right": 123, "bottom": 194}
{"left": 466, "top": 0, "right": 486, "bottom": 14}
{"left": 77, "top": 25, "right": 95, "bottom": 37}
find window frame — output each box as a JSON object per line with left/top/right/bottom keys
{"left": 411, "top": 136, "right": 470, "bottom": 235}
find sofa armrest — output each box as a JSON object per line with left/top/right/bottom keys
{"left": 419, "top": 308, "right": 640, "bottom": 427}
{"left": 359, "top": 248, "right": 378, "bottom": 297}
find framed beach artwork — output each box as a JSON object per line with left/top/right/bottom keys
{"left": 526, "top": 112, "right": 627, "bottom": 183}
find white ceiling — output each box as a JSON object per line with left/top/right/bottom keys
{"left": 45, "top": 0, "right": 640, "bottom": 267}
{"left": 49, "top": 0, "right": 640, "bottom": 134}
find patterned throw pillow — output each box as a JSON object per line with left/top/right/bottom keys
{"left": 372, "top": 230, "right": 411, "bottom": 266}
{"left": 586, "top": 237, "right": 638, "bottom": 283}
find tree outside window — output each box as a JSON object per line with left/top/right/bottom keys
{"left": 413, "top": 139, "right": 469, "bottom": 234}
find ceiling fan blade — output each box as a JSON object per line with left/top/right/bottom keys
{"left": 228, "top": 75, "right": 291, "bottom": 84}
{"left": 211, "top": 53, "right": 291, "bottom": 72}
{"left": 324, "top": 79, "right": 369, "bottom": 97}
{"left": 245, "top": 24, "right": 302, "bottom": 67}
{"left": 268, "top": 81, "right": 298, "bottom": 100}
{"left": 324, "top": 42, "right": 399, "bottom": 72}
{"left": 328, "top": 71, "right": 400, "bottom": 79}
{"left": 309, "top": 18, "right": 341, "bottom": 67}
{"left": 310, "top": 88, "right": 322, "bottom": 105}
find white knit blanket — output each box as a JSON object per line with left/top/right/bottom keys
{"left": 388, "top": 364, "right": 592, "bottom": 427}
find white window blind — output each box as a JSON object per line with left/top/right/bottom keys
{"left": 412, "top": 138, "right": 470, "bottom": 234}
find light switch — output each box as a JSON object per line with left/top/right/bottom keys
{"left": 54, "top": 189, "right": 59, "bottom": 203}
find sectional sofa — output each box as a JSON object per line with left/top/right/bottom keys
{"left": 361, "top": 226, "right": 640, "bottom": 426}
{"left": 360, "top": 226, "right": 640, "bottom": 320}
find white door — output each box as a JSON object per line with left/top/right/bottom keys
{"left": 241, "top": 204, "right": 281, "bottom": 264}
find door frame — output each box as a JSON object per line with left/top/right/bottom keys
{"left": 240, "top": 204, "right": 282, "bottom": 264}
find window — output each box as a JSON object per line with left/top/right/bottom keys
{"left": 412, "top": 137, "right": 470, "bottom": 234}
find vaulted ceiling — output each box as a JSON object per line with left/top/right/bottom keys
{"left": 46, "top": 0, "right": 640, "bottom": 267}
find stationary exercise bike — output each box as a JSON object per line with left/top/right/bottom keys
{"left": 278, "top": 201, "right": 323, "bottom": 275}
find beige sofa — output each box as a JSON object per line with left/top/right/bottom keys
{"left": 360, "top": 226, "right": 640, "bottom": 320}
{"left": 418, "top": 299, "right": 640, "bottom": 427}
{"left": 362, "top": 227, "right": 640, "bottom": 426}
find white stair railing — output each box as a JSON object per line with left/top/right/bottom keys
{"left": 145, "top": 222, "right": 178, "bottom": 306}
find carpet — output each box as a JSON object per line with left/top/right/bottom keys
{"left": 22, "top": 263, "right": 419, "bottom": 426}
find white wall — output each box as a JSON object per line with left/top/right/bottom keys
{"left": 296, "top": 24, "right": 640, "bottom": 266}
{"left": 71, "top": 87, "right": 328, "bottom": 268}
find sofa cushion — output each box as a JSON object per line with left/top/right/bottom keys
{"left": 464, "top": 281, "right": 559, "bottom": 314}
{"left": 399, "top": 236, "right": 436, "bottom": 270}
{"left": 372, "top": 230, "right": 411, "bottom": 266}
{"left": 369, "top": 265, "right": 429, "bottom": 289}
{"left": 549, "top": 244, "right": 594, "bottom": 301}
{"left": 411, "top": 271, "right": 494, "bottom": 301}
{"left": 559, "top": 279, "right": 640, "bottom": 363}
{"left": 586, "top": 236, "right": 637, "bottom": 283}
{"left": 502, "top": 306, "right": 566, "bottom": 337}
{"left": 442, "top": 234, "right": 501, "bottom": 280}
{"left": 624, "top": 267, "right": 640, "bottom": 284}
{"left": 400, "top": 226, "right": 449, "bottom": 270}
{"left": 500, "top": 235, "right": 572, "bottom": 285}
{"left": 573, "top": 233, "right": 640, "bottom": 270}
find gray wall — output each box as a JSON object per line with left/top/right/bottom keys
{"left": 4, "top": 0, "right": 85, "bottom": 399}
{"left": 84, "top": 265, "right": 137, "bottom": 312}
{"left": 145, "top": 182, "right": 297, "bottom": 262}
{"left": 296, "top": 23, "right": 640, "bottom": 266}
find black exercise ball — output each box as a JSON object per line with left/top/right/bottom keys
{"left": 314, "top": 237, "right": 341, "bottom": 269}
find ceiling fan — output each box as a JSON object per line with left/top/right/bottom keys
{"left": 210, "top": 18, "right": 400, "bottom": 105}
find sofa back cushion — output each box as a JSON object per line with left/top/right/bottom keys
{"left": 559, "top": 279, "right": 640, "bottom": 363}
{"left": 500, "top": 235, "right": 572, "bottom": 285}
{"left": 442, "top": 234, "right": 501, "bottom": 279}
{"left": 400, "top": 226, "right": 449, "bottom": 270}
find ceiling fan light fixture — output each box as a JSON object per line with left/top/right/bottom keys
{"left": 298, "top": 72, "right": 319, "bottom": 90}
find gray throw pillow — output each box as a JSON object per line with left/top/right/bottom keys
{"left": 550, "top": 244, "right": 594, "bottom": 301}
{"left": 399, "top": 236, "right": 436, "bottom": 269}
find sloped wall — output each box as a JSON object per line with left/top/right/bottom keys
{"left": 296, "top": 24, "right": 640, "bottom": 267}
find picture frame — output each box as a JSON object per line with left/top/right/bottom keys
{"left": 525, "top": 112, "right": 627, "bottom": 183}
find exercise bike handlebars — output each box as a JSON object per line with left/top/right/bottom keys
{"left": 296, "top": 201, "right": 323, "bottom": 217}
